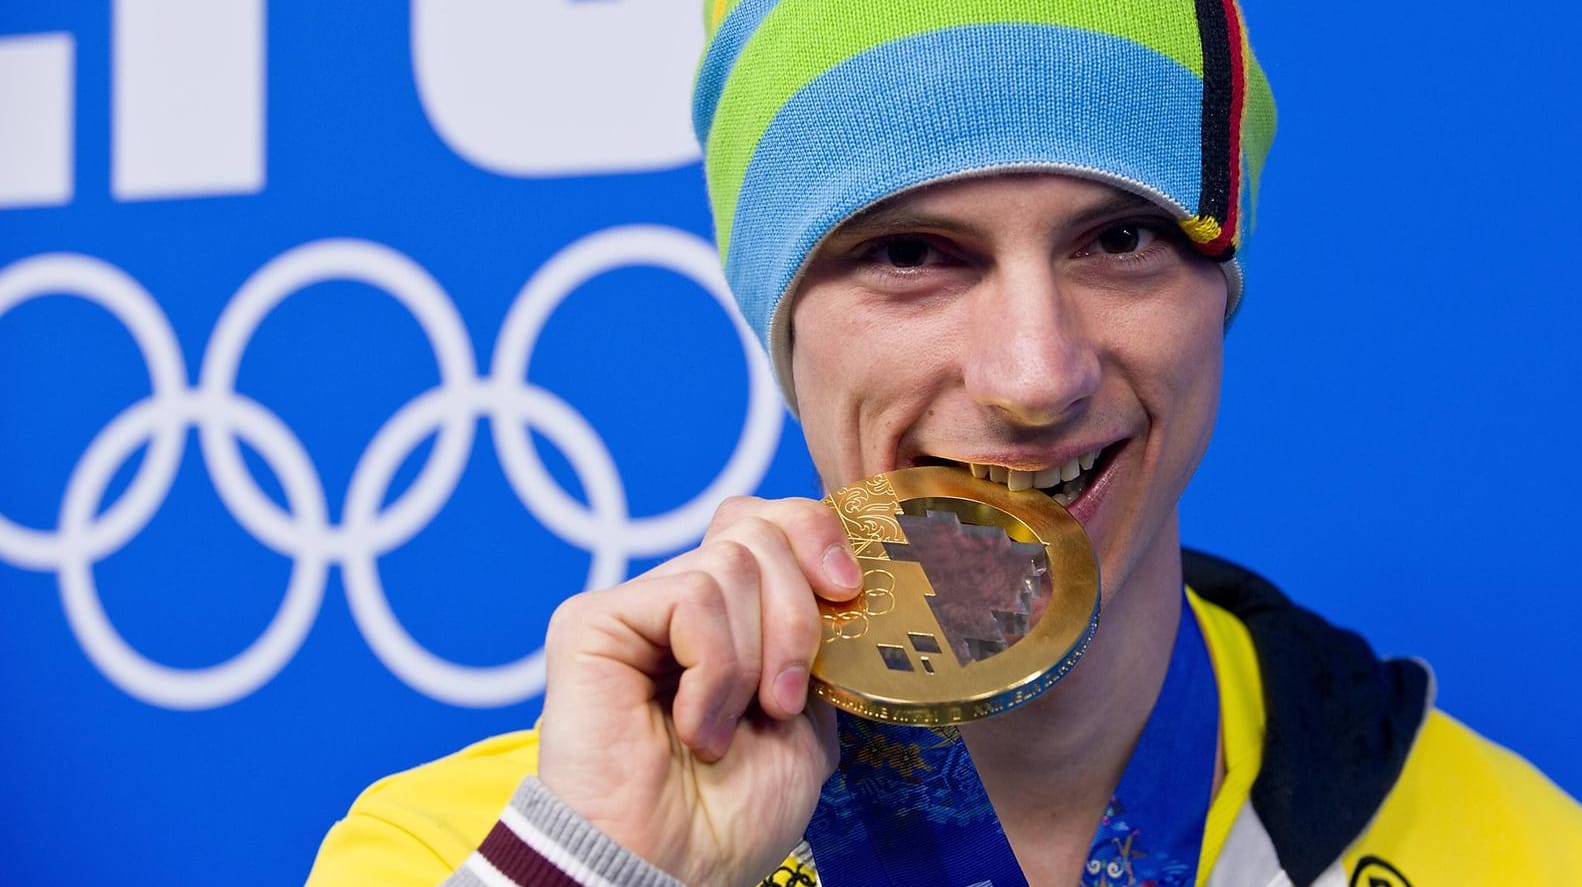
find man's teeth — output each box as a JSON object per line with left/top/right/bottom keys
{"left": 963, "top": 448, "right": 1105, "bottom": 505}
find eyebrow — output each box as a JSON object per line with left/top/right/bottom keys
{"left": 829, "top": 187, "right": 1169, "bottom": 244}
{"left": 1062, "top": 190, "right": 1170, "bottom": 230}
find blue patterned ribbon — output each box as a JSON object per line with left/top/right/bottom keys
{"left": 806, "top": 593, "right": 1218, "bottom": 887}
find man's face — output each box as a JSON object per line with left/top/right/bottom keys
{"left": 790, "top": 173, "right": 1228, "bottom": 603}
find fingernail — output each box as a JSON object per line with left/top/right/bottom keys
{"left": 773, "top": 665, "right": 809, "bottom": 714}
{"left": 822, "top": 545, "right": 861, "bottom": 589}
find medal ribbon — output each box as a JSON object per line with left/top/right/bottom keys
{"left": 805, "top": 593, "right": 1218, "bottom": 887}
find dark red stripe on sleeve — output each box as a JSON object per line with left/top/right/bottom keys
{"left": 478, "top": 820, "right": 580, "bottom": 886}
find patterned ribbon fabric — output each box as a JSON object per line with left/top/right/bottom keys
{"left": 805, "top": 593, "right": 1218, "bottom": 887}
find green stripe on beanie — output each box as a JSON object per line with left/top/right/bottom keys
{"left": 701, "top": 0, "right": 1211, "bottom": 255}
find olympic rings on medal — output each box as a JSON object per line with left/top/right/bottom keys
{"left": 0, "top": 226, "right": 784, "bottom": 710}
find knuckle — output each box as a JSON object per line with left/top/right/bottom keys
{"left": 544, "top": 590, "right": 602, "bottom": 657}
{"left": 720, "top": 494, "right": 762, "bottom": 512}
{"left": 782, "top": 608, "right": 824, "bottom": 659}
{"left": 707, "top": 495, "right": 764, "bottom": 534}
{"left": 732, "top": 666, "right": 762, "bottom": 702}
{"left": 704, "top": 642, "right": 741, "bottom": 678}
{"left": 778, "top": 497, "right": 842, "bottom": 540}
{"left": 672, "top": 570, "right": 725, "bottom": 612}
{"left": 702, "top": 538, "right": 761, "bottom": 590}
{"left": 546, "top": 593, "right": 588, "bottom": 638}
{"left": 727, "top": 514, "right": 785, "bottom": 551}
{"left": 766, "top": 587, "right": 823, "bottom": 655}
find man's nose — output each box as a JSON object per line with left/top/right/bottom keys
{"left": 961, "top": 263, "right": 1101, "bottom": 428}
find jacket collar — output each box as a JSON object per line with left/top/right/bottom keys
{"left": 1183, "top": 549, "right": 1433, "bottom": 886}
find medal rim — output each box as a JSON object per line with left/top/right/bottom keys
{"left": 810, "top": 466, "right": 1101, "bottom": 726}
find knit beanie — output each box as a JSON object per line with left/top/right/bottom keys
{"left": 693, "top": 0, "right": 1277, "bottom": 406}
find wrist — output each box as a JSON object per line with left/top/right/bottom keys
{"left": 473, "top": 776, "right": 687, "bottom": 887}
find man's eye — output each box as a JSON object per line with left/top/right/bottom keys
{"left": 1092, "top": 224, "right": 1157, "bottom": 255}
{"left": 873, "top": 238, "right": 933, "bottom": 268}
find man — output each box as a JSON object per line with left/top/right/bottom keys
{"left": 308, "top": 2, "right": 1582, "bottom": 885}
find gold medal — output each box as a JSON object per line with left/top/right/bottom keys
{"left": 811, "top": 466, "right": 1100, "bottom": 725}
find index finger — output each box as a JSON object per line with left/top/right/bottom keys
{"left": 705, "top": 496, "right": 862, "bottom": 602}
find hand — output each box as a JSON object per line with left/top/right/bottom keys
{"left": 536, "top": 496, "right": 862, "bottom": 887}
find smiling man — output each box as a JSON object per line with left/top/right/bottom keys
{"left": 308, "top": 3, "right": 1581, "bottom": 886}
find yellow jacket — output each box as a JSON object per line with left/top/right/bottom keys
{"left": 308, "top": 552, "right": 1582, "bottom": 886}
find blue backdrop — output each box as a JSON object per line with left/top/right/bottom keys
{"left": 1, "top": 3, "right": 1577, "bottom": 886}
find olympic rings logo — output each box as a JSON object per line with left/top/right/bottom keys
{"left": 0, "top": 226, "right": 784, "bottom": 711}
{"left": 821, "top": 569, "right": 896, "bottom": 642}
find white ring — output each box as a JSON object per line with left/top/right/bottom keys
{"left": 3, "top": 231, "right": 781, "bottom": 710}
{"left": 491, "top": 225, "right": 783, "bottom": 556}
{"left": 0, "top": 254, "right": 188, "bottom": 570}
{"left": 341, "top": 382, "right": 628, "bottom": 707}
{"left": 57, "top": 391, "right": 329, "bottom": 710}
{"left": 198, "top": 238, "right": 478, "bottom": 558}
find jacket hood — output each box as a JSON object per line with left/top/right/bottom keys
{"left": 1184, "top": 549, "right": 1433, "bottom": 886}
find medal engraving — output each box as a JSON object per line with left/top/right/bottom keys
{"left": 826, "top": 472, "right": 904, "bottom": 559}
{"left": 812, "top": 467, "right": 1100, "bottom": 725}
